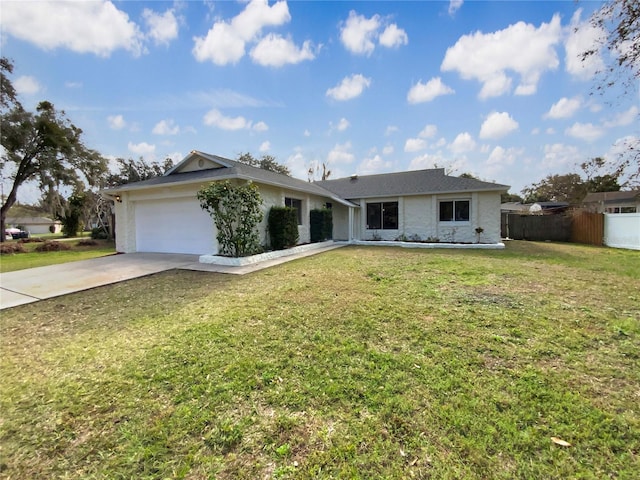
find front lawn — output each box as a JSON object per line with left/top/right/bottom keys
{"left": 1, "top": 242, "right": 638, "bottom": 479}
{"left": 0, "top": 239, "right": 115, "bottom": 273}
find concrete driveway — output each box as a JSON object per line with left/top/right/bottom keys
{"left": 0, "top": 244, "right": 344, "bottom": 310}
{"left": 0, "top": 253, "right": 201, "bottom": 310}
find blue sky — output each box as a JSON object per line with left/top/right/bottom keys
{"left": 1, "top": 0, "right": 638, "bottom": 203}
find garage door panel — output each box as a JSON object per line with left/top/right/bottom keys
{"left": 135, "top": 198, "right": 215, "bottom": 254}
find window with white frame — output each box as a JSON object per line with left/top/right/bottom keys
{"left": 366, "top": 202, "right": 398, "bottom": 229}
{"left": 285, "top": 197, "right": 303, "bottom": 224}
{"left": 439, "top": 200, "right": 470, "bottom": 222}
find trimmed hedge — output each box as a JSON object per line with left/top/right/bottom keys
{"left": 310, "top": 208, "right": 333, "bottom": 243}
{"left": 268, "top": 207, "right": 299, "bottom": 250}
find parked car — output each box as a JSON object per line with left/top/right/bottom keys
{"left": 4, "top": 227, "right": 30, "bottom": 239}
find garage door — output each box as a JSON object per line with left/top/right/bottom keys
{"left": 135, "top": 197, "right": 216, "bottom": 254}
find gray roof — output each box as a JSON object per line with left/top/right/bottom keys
{"left": 583, "top": 190, "right": 640, "bottom": 204}
{"left": 6, "top": 216, "right": 58, "bottom": 224}
{"left": 316, "top": 169, "right": 509, "bottom": 199}
{"left": 104, "top": 152, "right": 356, "bottom": 207}
{"left": 103, "top": 151, "right": 509, "bottom": 204}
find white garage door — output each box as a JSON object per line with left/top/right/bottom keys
{"left": 135, "top": 197, "right": 216, "bottom": 254}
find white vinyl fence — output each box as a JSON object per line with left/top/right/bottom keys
{"left": 604, "top": 213, "right": 640, "bottom": 250}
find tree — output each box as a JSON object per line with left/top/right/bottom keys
{"left": 59, "top": 191, "right": 85, "bottom": 237}
{"left": 197, "top": 180, "right": 264, "bottom": 257}
{"left": 236, "top": 152, "right": 290, "bottom": 176}
{"left": 106, "top": 156, "right": 174, "bottom": 187}
{"left": 582, "top": 0, "right": 639, "bottom": 97}
{"left": 501, "top": 192, "right": 524, "bottom": 203}
{"left": 522, "top": 173, "right": 586, "bottom": 204}
{"left": 1, "top": 58, "right": 107, "bottom": 241}
{"left": 307, "top": 162, "right": 332, "bottom": 181}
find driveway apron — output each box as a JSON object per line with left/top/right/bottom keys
{"left": 0, "top": 253, "right": 199, "bottom": 310}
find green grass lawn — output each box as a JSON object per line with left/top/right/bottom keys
{"left": 0, "top": 239, "right": 115, "bottom": 273}
{"left": 1, "top": 242, "right": 638, "bottom": 479}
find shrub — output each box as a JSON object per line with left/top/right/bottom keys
{"left": 197, "top": 181, "right": 264, "bottom": 257}
{"left": 0, "top": 243, "right": 26, "bottom": 255}
{"left": 310, "top": 208, "right": 333, "bottom": 243}
{"left": 77, "top": 239, "right": 98, "bottom": 246}
{"left": 48, "top": 224, "right": 56, "bottom": 234}
{"left": 91, "top": 227, "right": 110, "bottom": 240}
{"left": 268, "top": 207, "right": 299, "bottom": 250}
{"left": 35, "top": 241, "right": 71, "bottom": 252}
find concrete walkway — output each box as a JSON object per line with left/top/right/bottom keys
{"left": 0, "top": 244, "right": 343, "bottom": 310}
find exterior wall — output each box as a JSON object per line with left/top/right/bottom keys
{"left": 331, "top": 204, "right": 350, "bottom": 240}
{"left": 354, "top": 191, "right": 502, "bottom": 243}
{"left": 604, "top": 213, "right": 640, "bottom": 250}
{"left": 114, "top": 181, "right": 336, "bottom": 254}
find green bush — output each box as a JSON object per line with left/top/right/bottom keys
{"left": 268, "top": 207, "right": 299, "bottom": 250}
{"left": 310, "top": 208, "right": 333, "bottom": 243}
{"left": 91, "top": 227, "right": 110, "bottom": 240}
{"left": 197, "top": 181, "right": 263, "bottom": 257}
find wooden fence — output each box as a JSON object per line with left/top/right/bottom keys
{"left": 502, "top": 210, "right": 605, "bottom": 246}
{"left": 571, "top": 211, "right": 604, "bottom": 246}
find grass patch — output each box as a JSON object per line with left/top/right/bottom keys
{"left": 0, "top": 239, "right": 115, "bottom": 272}
{"left": 0, "top": 241, "right": 639, "bottom": 478}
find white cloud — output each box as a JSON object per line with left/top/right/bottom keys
{"left": 340, "top": 11, "right": 381, "bottom": 55}
{"left": 1, "top": 0, "right": 145, "bottom": 57}
{"left": 486, "top": 146, "right": 521, "bottom": 166}
{"left": 382, "top": 144, "right": 394, "bottom": 155}
{"left": 419, "top": 124, "right": 438, "bottom": 139}
{"left": 404, "top": 138, "right": 427, "bottom": 152}
{"left": 479, "top": 111, "right": 519, "bottom": 140}
{"left": 327, "top": 142, "right": 355, "bottom": 164}
{"left": 14, "top": 76, "right": 41, "bottom": 96}
{"left": 385, "top": 125, "right": 399, "bottom": 136}
{"left": 193, "top": 0, "right": 290, "bottom": 65}
{"left": 326, "top": 74, "right": 371, "bottom": 101}
{"left": 408, "top": 153, "right": 448, "bottom": 171}
{"left": 546, "top": 127, "right": 556, "bottom": 135}
{"left": 143, "top": 8, "right": 179, "bottom": 46}
{"left": 449, "top": 132, "right": 476, "bottom": 154}
{"left": 339, "top": 10, "right": 408, "bottom": 55}
{"left": 107, "top": 114, "right": 126, "bottom": 130}
{"left": 565, "top": 122, "right": 605, "bottom": 142}
{"left": 203, "top": 109, "right": 250, "bottom": 130}
{"left": 253, "top": 121, "right": 269, "bottom": 132}
{"left": 259, "top": 141, "right": 270, "bottom": 152}
{"left": 331, "top": 117, "right": 350, "bottom": 132}
{"left": 379, "top": 24, "right": 408, "bottom": 49}
{"left": 542, "top": 143, "right": 580, "bottom": 169}
{"left": 250, "top": 34, "right": 315, "bottom": 67}
{"left": 603, "top": 106, "right": 639, "bottom": 128}
{"left": 303, "top": 129, "right": 311, "bottom": 137}
{"left": 449, "top": 0, "right": 464, "bottom": 16}
{"left": 128, "top": 141, "right": 156, "bottom": 156}
{"left": 358, "top": 154, "right": 392, "bottom": 175}
{"left": 564, "top": 9, "right": 605, "bottom": 80}
{"left": 65, "top": 81, "right": 83, "bottom": 89}
{"left": 441, "top": 14, "right": 562, "bottom": 98}
{"left": 152, "top": 119, "right": 179, "bottom": 135}
{"left": 544, "top": 96, "right": 582, "bottom": 119}
{"left": 407, "top": 77, "right": 454, "bottom": 104}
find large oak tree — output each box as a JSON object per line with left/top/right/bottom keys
{"left": 1, "top": 58, "right": 107, "bottom": 240}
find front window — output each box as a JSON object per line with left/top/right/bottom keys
{"left": 439, "top": 200, "right": 470, "bottom": 222}
{"left": 366, "top": 202, "right": 398, "bottom": 229}
{"left": 285, "top": 197, "right": 302, "bottom": 225}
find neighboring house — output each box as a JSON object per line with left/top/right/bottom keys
{"left": 5, "top": 217, "right": 62, "bottom": 234}
{"left": 102, "top": 151, "right": 509, "bottom": 255}
{"left": 582, "top": 190, "right": 640, "bottom": 214}
{"left": 501, "top": 201, "right": 569, "bottom": 215}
